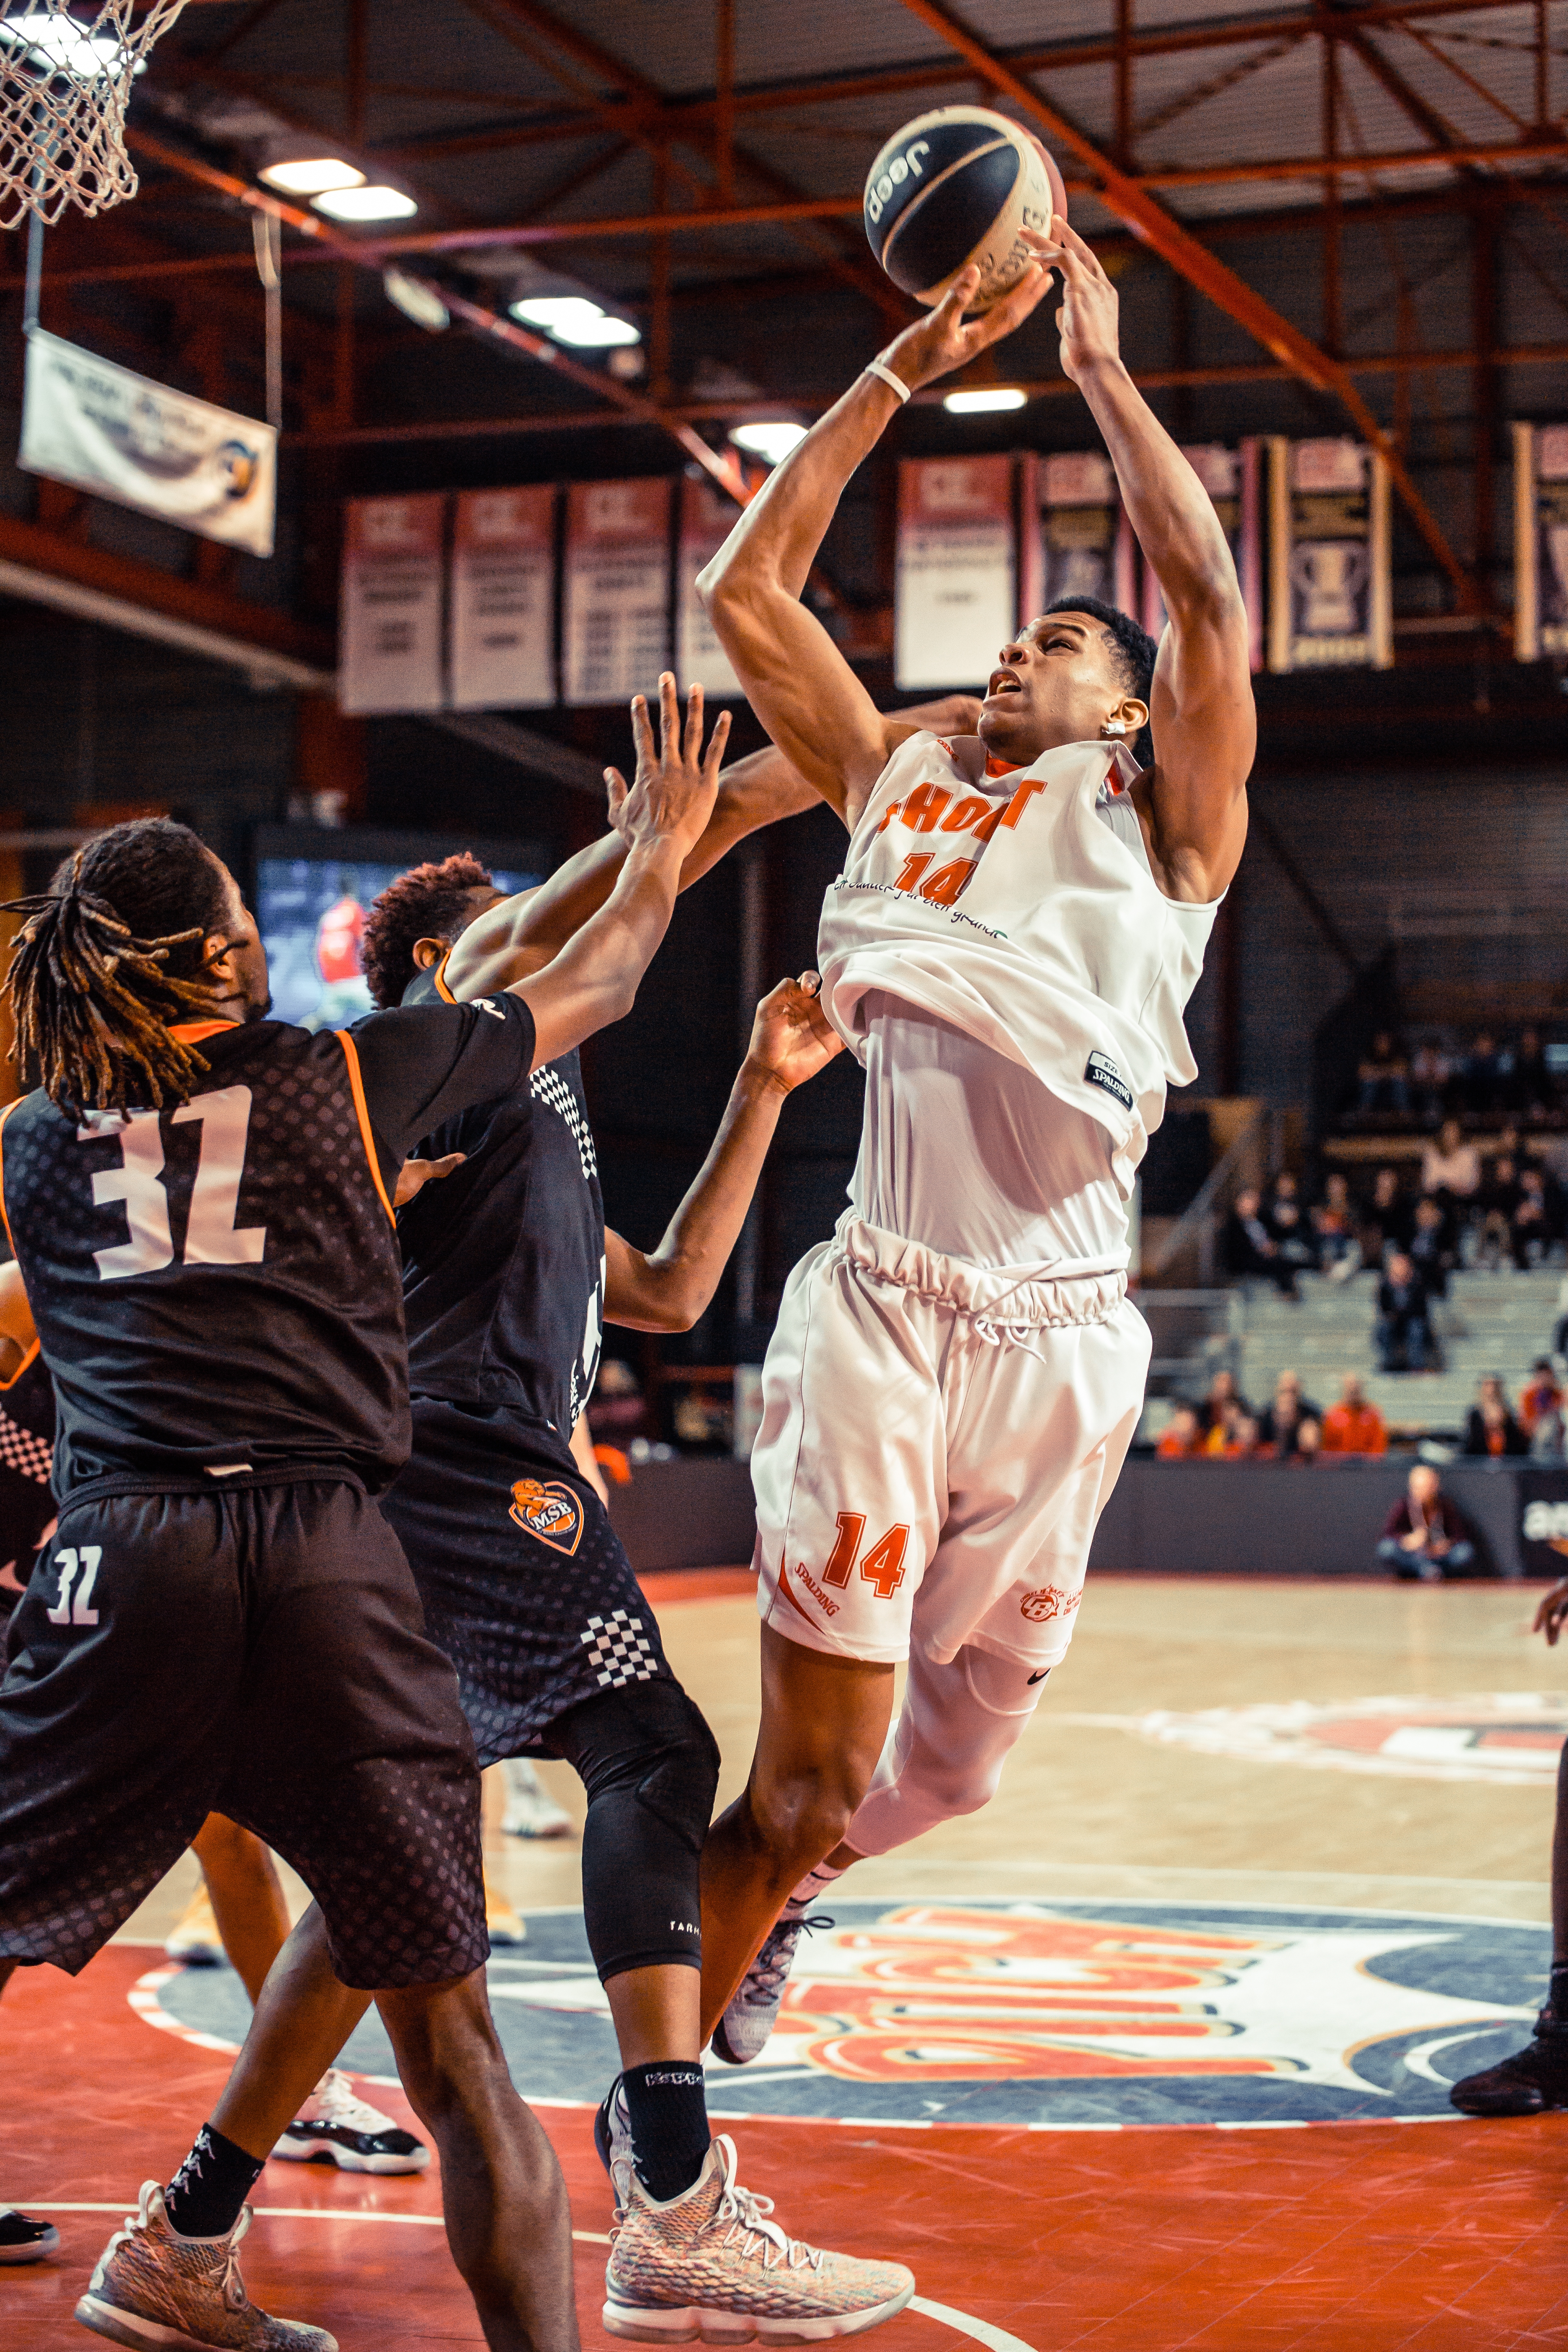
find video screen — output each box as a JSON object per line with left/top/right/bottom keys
{"left": 253, "top": 826, "right": 546, "bottom": 1031}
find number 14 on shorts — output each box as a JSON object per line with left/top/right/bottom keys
{"left": 45, "top": 1546, "right": 102, "bottom": 1627}
{"left": 822, "top": 1512, "right": 909, "bottom": 1599}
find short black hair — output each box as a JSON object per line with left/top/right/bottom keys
{"left": 361, "top": 852, "right": 495, "bottom": 1011}
{"left": 1041, "top": 594, "right": 1158, "bottom": 706}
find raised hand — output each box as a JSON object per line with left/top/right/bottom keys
{"left": 745, "top": 971, "right": 844, "bottom": 1095}
{"left": 1534, "top": 1575, "right": 1568, "bottom": 1646}
{"left": 394, "top": 1150, "right": 466, "bottom": 1208}
{"left": 877, "top": 229, "right": 1056, "bottom": 395}
{"left": 1032, "top": 214, "right": 1123, "bottom": 385}
{"left": 605, "top": 672, "right": 731, "bottom": 862}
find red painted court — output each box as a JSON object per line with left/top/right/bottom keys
{"left": 4, "top": 1941, "right": 1564, "bottom": 2352}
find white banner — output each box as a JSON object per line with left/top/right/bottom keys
{"left": 1513, "top": 421, "right": 1568, "bottom": 662}
{"left": 20, "top": 329, "right": 278, "bottom": 558}
{"left": 339, "top": 494, "right": 447, "bottom": 716}
{"left": 563, "top": 477, "right": 671, "bottom": 707}
{"left": 675, "top": 475, "right": 742, "bottom": 697}
{"left": 1266, "top": 436, "right": 1392, "bottom": 673}
{"left": 895, "top": 455, "right": 1015, "bottom": 692}
{"left": 450, "top": 484, "right": 556, "bottom": 711}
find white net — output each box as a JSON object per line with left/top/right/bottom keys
{"left": 0, "top": 0, "right": 188, "bottom": 229}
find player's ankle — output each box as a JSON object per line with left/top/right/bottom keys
{"left": 620, "top": 2061, "right": 710, "bottom": 2202}
{"left": 787, "top": 1856, "right": 848, "bottom": 1909}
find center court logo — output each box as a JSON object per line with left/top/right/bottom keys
{"left": 148, "top": 1898, "right": 1546, "bottom": 2132}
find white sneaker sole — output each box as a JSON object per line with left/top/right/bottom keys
{"left": 501, "top": 1815, "right": 573, "bottom": 1839}
{"left": 601, "top": 2283, "right": 915, "bottom": 2345}
{"left": 0, "top": 2224, "right": 58, "bottom": 2263}
{"left": 76, "top": 2289, "right": 340, "bottom": 2351}
{"left": 270, "top": 2139, "right": 431, "bottom": 2175}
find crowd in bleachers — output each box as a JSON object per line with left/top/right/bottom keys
{"left": 1155, "top": 1361, "right": 1567, "bottom": 1462}
{"left": 1343, "top": 1027, "right": 1565, "bottom": 1131}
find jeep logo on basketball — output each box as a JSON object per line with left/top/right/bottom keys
{"left": 865, "top": 140, "right": 929, "bottom": 225}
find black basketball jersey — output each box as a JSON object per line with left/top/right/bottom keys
{"left": 398, "top": 962, "right": 605, "bottom": 1452}
{"left": 0, "top": 997, "right": 535, "bottom": 1499}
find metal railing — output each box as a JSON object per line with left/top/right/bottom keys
{"left": 1144, "top": 1103, "right": 1271, "bottom": 1287}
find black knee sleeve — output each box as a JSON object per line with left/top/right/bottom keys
{"left": 550, "top": 1678, "right": 720, "bottom": 1984}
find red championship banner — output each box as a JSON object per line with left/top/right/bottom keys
{"left": 1266, "top": 436, "right": 1392, "bottom": 673}
{"left": 1021, "top": 450, "right": 1136, "bottom": 626}
{"left": 1139, "top": 441, "right": 1263, "bottom": 671}
{"left": 339, "top": 493, "right": 447, "bottom": 716}
{"left": 563, "top": 477, "right": 673, "bottom": 707}
{"left": 1512, "top": 422, "right": 1568, "bottom": 662}
{"left": 450, "top": 485, "right": 556, "bottom": 711}
{"left": 894, "top": 454, "right": 1017, "bottom": 692}
{"left": 675, "top": 474, "right": 742, "bottom": 697}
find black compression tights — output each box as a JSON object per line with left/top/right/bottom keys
{"left": 546, "top": 1677, "right": 721, "bottom": 1983}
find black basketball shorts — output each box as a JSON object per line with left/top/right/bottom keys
{"left": 0, "top": 1471, "right": 488, "bottom": 1991}
{"left": 380, "top": 1396, "right": 673, "bottom": 1766}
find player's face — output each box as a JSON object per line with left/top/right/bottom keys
{"left": 203, "top": 859, "right": 272, "bottom": 1022}
{"left": 978, "top": 615, "right": 1145, "bottom": 764}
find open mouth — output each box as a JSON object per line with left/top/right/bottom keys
{"left": 986, "top": 669, "right": 1022, "bottom": 699}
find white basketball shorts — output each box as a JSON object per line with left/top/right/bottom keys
{"left": 751, "top": 1216, "right": 1150, "bottom": 1670}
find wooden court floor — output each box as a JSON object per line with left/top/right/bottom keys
{"left": 4, "top": 1572, "right": 1567, "bottom": 2351}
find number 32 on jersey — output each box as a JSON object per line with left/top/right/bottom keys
{"left": 80, "top": 1086, "right": 267, "bottom": 1281}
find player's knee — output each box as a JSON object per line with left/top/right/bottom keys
{"left": 379, "top": 1971, "right": 508, "bottom": 2112}
{"left": 747, "top": 1756, "right": 863, "bottom": 1867}
{"left": 563, "top": 1677, "right": 720, "bottom": 1850}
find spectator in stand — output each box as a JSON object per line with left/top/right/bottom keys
{"left": 1199, "top": 1367, "right": 1246, "bottom": 1433}
{"left": 1422, "top": 1118, "right": 1482, "bottom": 1209}
{"left": 1156, "top": 1404, "right": 1203, "bottom": 1458}
{"left": 1376, "top": 1250, "right": 1435, "bottom": 1373}
{"left": 1519, "top": 1358, "right": 1564, "bottom": 1438}
{"left": 1463, "top": 1374, "right": 1530, "bottom": 1458}
{"left": 1312, "top": 1171, "right": 1361, "bottom": 1283}
{"left": 1266, "top": 1172, "right": 1316, "bottom": 1277}
{"left": 1224, "top": 1186, "right": 1298, "bottom": 1298}
{"left": 1376, "top": 1464, "right": 1478, "bottom": 1582}
{"left": 1356, "top": 1031, "right": 1410, "bottom": 1118}
{"left": 1477, "top": 1150, "right": 1523, "bottom": 1270}
{"left": 1409, "top": 1038, "right": 1452, "bottom": 1126}
{"left": 1359, "top": 1165, "right": 1412, "bottom": 1265}
{"left": 1463, "top": 1033, "right": 1506, "bottom": 1118}
{"left": 1408, "top": 1194, "right": 1454, "bottom": 1301}
{"left": 1294, "top": 1415, "right": 1323, "bottom": 1462}
{"left": 1511, "top": 1166, "right": 1555, "bottom": 1269}
{"left": 1321, "top": 1375, "right": 1388, "bottom": 1455}
{"left": 1257, "top": 1370, "right": 1321, "bottom": 1456}
{"left": 1510, "top": 1027, "right": 1553, "bottom": 1122}
{"left": 1203, "top": 1399, "right": 1258, "bottom": 1458}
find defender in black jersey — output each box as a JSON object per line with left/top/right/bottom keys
{"left": 0, "top": 695, "right": 726, "bottom": 2352}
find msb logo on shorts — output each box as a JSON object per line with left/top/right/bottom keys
{"left": 1084, "top": 1050, "right": 1133, "bottom": 1111}
{"left": 1019, "top": 1584, "right": 1082, "bottom": 1624}
{"left": 509, "top": 1477, "right": 584, "bottom": 1556}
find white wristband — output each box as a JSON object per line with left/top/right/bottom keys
{"left": 864, "top": 358, "right": 911, "bottom": 404}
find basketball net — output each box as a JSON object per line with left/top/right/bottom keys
{"left": 0, "top": 0, "right": 188, "bottom": 229}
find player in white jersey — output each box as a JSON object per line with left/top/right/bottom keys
{"left": 694, "top": 209, "right": 1256, "bottom": 2058}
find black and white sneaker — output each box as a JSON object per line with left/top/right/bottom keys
{"left": 592, "top": 2074, "right": 631, "bottom": 2189}
{"left": 271, "top": 2069, "right": 431, "bottom": 2173}
{"left": 711, "top": 1909, "right": 834, "bottom": 2065}
{"left": 0, "top": 2207, "right": 60, "bottom": 2264}
{"left": 1450, "top": 2014, "right": 1568, "bottom": 2115}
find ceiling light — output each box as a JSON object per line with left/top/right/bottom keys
{"left": 382, "top": 266, "right": 449, "bottom": 332}
{"left": 0, "top": 13, "right": 141, "bottom": 79}
{"left": 730, "top": 421, "right": 808, "bottom": 466}
{"left": 261, "top": 156, "right": 364, "bottom": 196}
{"left": 510, "top": 295, "right": 640, "bottom": 348}
{"left": 312, "top": 184, "right": 417, "bottom": 223}
{"left": 943, "top": 387, "right": 1028, "bottom": 414}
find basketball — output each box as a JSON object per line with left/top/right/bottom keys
{"left": 863, "top": 105, "right": 1067, "bottom": 312}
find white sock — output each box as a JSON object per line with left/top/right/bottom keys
{"left": 786, "top": 1860, "right": 845, "bottom": 1910}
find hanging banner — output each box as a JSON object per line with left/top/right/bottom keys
{"left": 894, "top": 455, "right": 1016, "bottom": 692}
{"left": 338, "top": 493, "right": 447, "bottom": 717}
{"left": 1266, "top": 436, "right": 1391, "bottom": 673}
{"left": 1513, "top": 422, "right": 1568, "bottom": 663}
{"left": 1139, "top": 441, "right": 1264, "bottom": 671}
{"left": 19, "top": 328, "right": 277, "bottom": 557}
{"left": 563, "top": 477, "right": 672, "bottom": 707}
{"left": 1022, "top": 450, "right": 1136, "bottom": 624}
{"left": 450, "top": 484, "right": 556, "bottom": 711}
{"left": 676, "top": 475, "right": 742, "bottom": 697}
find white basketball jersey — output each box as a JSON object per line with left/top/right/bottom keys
{"left": 816, "top": 731, "right": 1221, "bottom": 1196}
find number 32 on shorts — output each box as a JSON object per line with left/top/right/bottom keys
{"left": 822, "top": 1512, "right": 909, "bottom": 1599}
{"left": 45, "top": 1546, "right": 102, "bottom": 1627}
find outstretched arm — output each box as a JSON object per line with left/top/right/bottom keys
{"left": 507, "top": 675, "right": 727, "bottom": 1069}
{"left": 445, "top": 694, "right": 983, "bottom": 999}
{"left": 699, "top": 258, "right": 1056, "bottom": 830}
{"left": 1044, "top": 216, "right": 1254, "bottom": 904}
{"left": 604, "top": 973, "right": 842, "bottom": 1332}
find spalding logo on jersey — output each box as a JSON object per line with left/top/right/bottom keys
{"left": 509, "top": 1477, "right": 584, "bottom": 1556}
{"left": 1084, "top": 1050, "right": 1134, "bottom": 1111}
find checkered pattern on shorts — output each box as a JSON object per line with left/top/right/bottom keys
{"left": 530, "top": 1065, "right": 598, "bottom": 1183}
{"left": 580, "top": 1608, "right": 659, "bottom": 1688}
{"left": 0, "top": 1405, "right": 52, "bottom": 1484}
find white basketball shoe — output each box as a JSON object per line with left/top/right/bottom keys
{"left": 271, "top": 2070, "right": 430, "bottom": 2175}
{"left": 500, "top": 1757, "right": 574, "bottom": 1839}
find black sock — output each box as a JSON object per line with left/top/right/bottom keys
{"left": 621, "top": 2062, "right": 711, "bottom": 2203}
{"left": 164, "top": 2124, "right": 265, "bottom": 2241}
{"left": 1546, "top": 1960, "right": 1568, "bottom": 2029}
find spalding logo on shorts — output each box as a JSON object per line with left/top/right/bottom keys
{"left": 509, "top": 1477, "right": 584, "bottom": 1556}
{"left": 1020, "top": 1584, "right": 1082, "bottom": 1623}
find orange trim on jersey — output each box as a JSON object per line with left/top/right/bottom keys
{"left": 0, "top": 1335, "right": 40, "bottom": 1393}
{"left": 431, "top": 952, "right": 457, "bottom": 1005}
{"left": 984, "top": 753, "right": 1022, "bottom": 779}
{"left": 332, "top": 1029, "right": 396, "bottom": 1227}
{"left": 0, "top": 1098, "right": 20, "bottom": 1256}
{"left": 169, "top": 1020, "right": 241, "bottom": 1043}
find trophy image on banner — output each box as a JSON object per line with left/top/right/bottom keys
{"left": 1266, "top": 436, "right": 1392, "bottom": 673}
{"left": 1512, "top": 422, "right": 1568, "bottom": 662}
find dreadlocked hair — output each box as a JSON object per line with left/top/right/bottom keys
{"left": 3, "top": 819, "right": 232, "bottom": 1114}
{"left": 361, "top": 852, "right": 495, "bottom": 1011}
